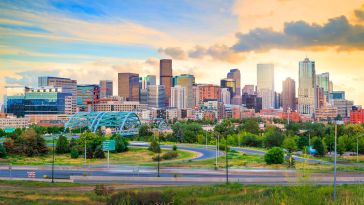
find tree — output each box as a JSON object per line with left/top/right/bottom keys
{"left": 312, "top": 137, "right": 327, "bottom": 157}
{"left": 111, "top": 134, "right": 128, "bottom": 153}
{"left": 283, "top": 137, "right": 298, "bottom": 153}
{"left": 56, "top": 135, "right": 70, "bottom": 154}
{"left": 21, "top": 128, "right": 48, "bottom": 157}
{"left": 241, "top": 119, "right": 260, "bottom": 134}
{"left": 148, "top": 139, "right": 160, "bottom": 153}
{"left": 242, "top": 134, "right": 262, "bottom": 147}
{"left": 264, "top": 127, "right": 285, "bottom": 148}
{"left": 264, "top": 147, "right": 284, "bottom": 164}
{"left": 138, "top": 124, "right": 153, "bottom": 137}
{"left": 3, "top": 138, "right": 15, "bottom": 154}
{"left": 70, "top": 147, "right": 79, "bottom": 159}
{"left": 0, "top": 143, "right": 7, "bottom": 158}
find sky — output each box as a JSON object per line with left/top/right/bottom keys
{"left": 1, "top": 0, "right": 364, "bottom": 105}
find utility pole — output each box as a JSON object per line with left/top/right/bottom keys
{"left": 157, "top": 134, "right": 160, "bottom": 177}
{"left": 225, "top": 136, "right": 228, "bottom": 184}
{"left": 333, "top": 120, "right": 343, "bottom": 200}
{"left": 52, "top": 135, "right": 55, "bottom": 183}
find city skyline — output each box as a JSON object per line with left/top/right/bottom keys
{"left": 1, "top": 1, "right": 364, "bottom": 105}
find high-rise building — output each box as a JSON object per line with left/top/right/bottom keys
{"left": 148, "top": 85, "right": 165, "bottom": 108}
{"left": 257, "top": 64, "right": 274, "bottom": 109}
{"left": 329, "top": 91, "right": 345, "bottom": 103}
{"left": 298, "top": 58, "right": 317, "bottom": 117}
{"left": 118, "top": 73, "right": 139, "bottom": 101}
{"left": 77, "top": 84, "right": 100, "bottom": 112}
{"left": 25, "top": 87, "right": 72, "bottom": 115}
{"left": 332, "top": 99, "right": 353, "bottom": 119}
{"left": 160, "top": 59, "right": 172, "bottom": 107}
{"left": 282, "top": 77, "right": 296, "bottom": 112}
{"left": 4, "top": 86, "right": 29, "bottom": 117}
{"left": 170, "top": 85, "right": 186, "bottom": 109}
{"left": 221, "top": 88, "right": 231, "bottom": 105}
{"left": 38, "top": 76, "right": 77, "bottom": 114}
{"left": 242, "top": 85, "right": 255, "bottom": 95}
{"left": 173, "top": 74, "right": 195, "bottom": 108}
{"left": 329, "top": 81, "right": 333, "bottom": 93}
{"left": 316, "top": 72, "right": 330, "bottom": 102}
{"left": 139, "top": 75, "right": 156, "bottom": 90}
{"left": 220, "top": 78, "right": 236, "bottom": 100}
{"left": 274, "top": 92, "right": 282, "bottom": 109}
{"left": 227, "top": 69, "right": 241, "bottom": 104}
{"left": 99, "top": 80, "right": 113, "bottom": 99}
{"left": 197, "top": 84, "right": 221, "bottom": 106}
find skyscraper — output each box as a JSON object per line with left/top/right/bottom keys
{"left": 242, "top": 85, "right": 255, "bottom": 95}
{"left": 316, "top": 72, "right": 330, "bottom": 102}
{"left": 220, "top": 78, "right": 236, "bottom": 101}
{"left": 298, "top": 58, "right": 316, "bottom": 117}
{"left": 160, "top": 59, "right": 172, "bottom": 107}
{"left": 99, "top": 80, "right": 113, "bottom": 99}
{"left": 77, "top": 84, "right": 100, "bottom": 111}
{"left": 227, "top": 69, "right": 241, "bottom": 104}
{"left": 282, "top": 77, "right": 296, "bottom": 112}
{"left": 170, "top": 85, "right": 186, "bottom": 109}
{"left": 221, "top": 88, "right": 231, "bottom": 105}
{"left": 118, "top": 73, "right": 139, "bottom": 101}
{"left": 148, "top": 85, "right": 165, "bottom": 108}
{"left": 257, "top": 64, "right": 274, "bottom": 109}
{"left": 173, "top": 74, "right": 195, "bottom": 108}
{"left": 197, "top": 84, "right": 221, "bottom": 106}
{"left": 38, "top": 76, "right": 77, "bottom": 114}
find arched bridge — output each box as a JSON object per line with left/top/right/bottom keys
{"left": 64, "top": 112, "right": 141, "bottom": 136}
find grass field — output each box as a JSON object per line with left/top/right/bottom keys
{"left": 4, "top": 147, "right": 197, "bottom": 166}
{"left": 0, "top": 180, "right": 363, "bottom": 205}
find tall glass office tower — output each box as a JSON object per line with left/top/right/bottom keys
{"left": 298, "top": 58, "right": 317, "bottom": 117}
{"left": 257, "top": 64, "right": 274, "bottom": 109}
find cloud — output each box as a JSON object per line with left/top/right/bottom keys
{"left": 158, "top": 47, "right": 187, "bottom": 60}
{"left": 5, "top": 70, "right": 60, "bottom": 87}
{"left": 354, "top": 5, "right": 364, "bottom": 21}
{"left": 189, "top": 44, "right": 245, "bottom": 63}
{"left": 232, "top": 16, "right": 364, "bottom": 52}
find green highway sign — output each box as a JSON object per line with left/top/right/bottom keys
{"left": 102, "top": 140, "right": 115, "bottom": 151}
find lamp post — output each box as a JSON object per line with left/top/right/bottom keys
{"left": 215, "top": 133, "right": 219, "bottom": 169}
{"left": 225, "top": 135, "right": 228, "bottom": 184}
{"left": 51, "top": 135, "right": 55, "bottom": 183}
{"left": 333, "top": 120, "right": 344, "bottom": 201}
{"left": 157, "top": 134, "right": 160, "bottom": 177}
{"left": 357, "top": 134, "right": 364, "bottom": 163}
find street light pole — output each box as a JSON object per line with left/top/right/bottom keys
{"left": 333, "top": 122, "right": 337, "bottom": 200}
{"left": 225, "top": 136, "right": 228, "bottom": 184}
{"left": 333, "top": 120, "right": 343, "bottom": 201}
{"left": 157, "top": 135, "right": 160, "bottom": 177}
{"left": 357, "top": 134, "right": 363, "bottom": 163}
{"left": 52, "top": 135, "right": 55, "bottom": 183}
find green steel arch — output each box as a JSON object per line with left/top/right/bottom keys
{"left": 64, "top": 112, "right": 141, "bottom": 136}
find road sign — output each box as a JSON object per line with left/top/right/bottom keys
{"left": 102, "top": 140, "right": 115, "bottom": 151}
{"left": 4, "top": 128, "right": 15, "bottom": 133}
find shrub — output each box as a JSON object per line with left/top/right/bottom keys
{"left": 0, "top": 143, "right": 6, "bottom": 158}
{"left": 172, "top": 144, "right": 177, "bottom": 151}
{"left": 242, "top": 135, "right": 261, "bottom": 147}
{"left": 312, "top": 137, "right": 327, "bottom": 157}
{"left": 95, "top": 184, "right": 114, "bottom": 196}
{"left": 162, "top": 151, "right": 178, "bottom": 160}
{"left": 264, "top": 147, "right": 284, "bottom": 164}
{"left": 94, "top": 146, "right": 105, "bottom": 159}
{"left": 107, "top": 191, "right": 174, "bottom": 205}
{"left": 56, "top": 135, "right": 70, "bottom": 154}
{"left": 70, "top": 147, "right": 79, "bottom": 159}
{"left": 218, "top": 144, "right": 230, "bottom": 151}
{"left": 148, "top": 139, "right": 160, "bottom": 153}
{"left": 152, "top": 155, "right": 162, "bottom": 161}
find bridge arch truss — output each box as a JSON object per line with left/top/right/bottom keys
{"left": 64, "top": 112, "right": 141, "bottom": 136}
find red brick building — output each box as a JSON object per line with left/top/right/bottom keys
{"left": 350, "top": 109, "right": 364, "bottom": 124}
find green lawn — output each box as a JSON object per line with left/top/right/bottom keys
{"left": 4, "top": 147, "right": 197, "bottom": 166}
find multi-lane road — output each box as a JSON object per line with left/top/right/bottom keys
{"left": 1, "top": 142, "right": 363, "bottom": 185}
